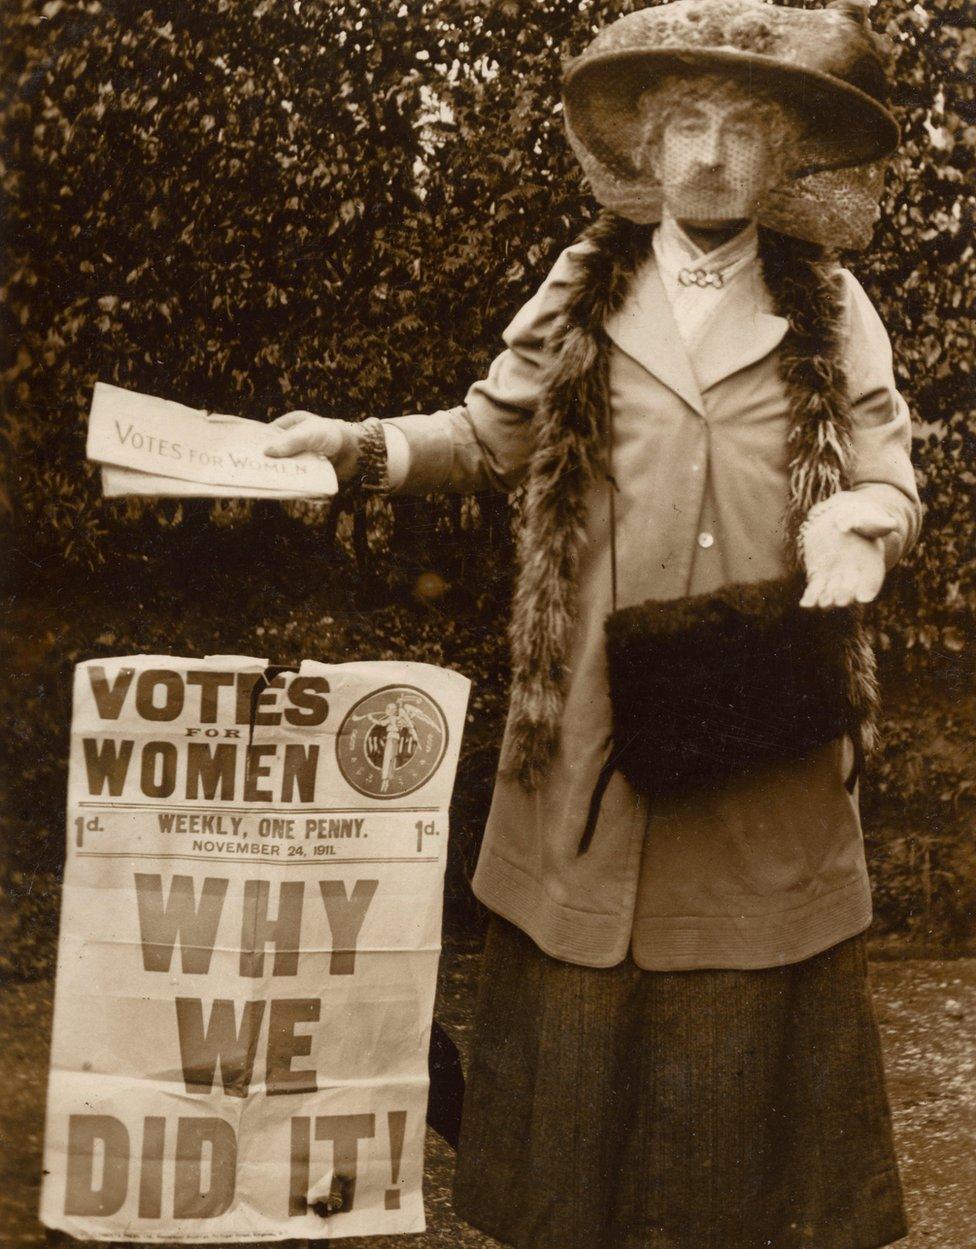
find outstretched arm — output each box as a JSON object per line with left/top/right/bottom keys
{"left": 264, "top": 242, "right": 591, "bottom": 493}
{"left": 800, "top": 270, "right": 922, "bottom": 609}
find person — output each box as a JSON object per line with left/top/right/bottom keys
{"left": 265, "top": 2, "right": 922, "bottom": 1245}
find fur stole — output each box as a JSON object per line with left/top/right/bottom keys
{"left": 504, "top": 212, "right": 879, "bottom": 792}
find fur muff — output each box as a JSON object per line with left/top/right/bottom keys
{"left": 504, "top": 211, "right": 880, "bottom": 792}
{"left": 604, "top": 574, "right": 861, "bottom": 798}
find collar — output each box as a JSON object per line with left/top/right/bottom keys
{"left": 606, "top": 219, "right": 789, "bottom": 408}
{"left": 654, "top": 212, "right": 759, "bottom": 287}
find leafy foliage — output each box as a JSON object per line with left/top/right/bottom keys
{"left": 856, "top": 0, "right": 975, "bottom": 663}
{"left": 1, "top": 0, "right": 973, "bottom": 953}
{"left": 863, "top": 671, "right": 976, "bottom": 951}
{"left": 3, "top": 0, "right": 971, "bottom": 647}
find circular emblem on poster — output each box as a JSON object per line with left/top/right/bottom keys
{"left": 336, "top": 685, "right": 449, "bottom": 799}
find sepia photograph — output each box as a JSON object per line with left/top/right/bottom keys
{"left": 1, "top": 1, "right": 973, "bottom": 1246}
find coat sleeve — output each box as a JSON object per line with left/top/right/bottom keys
{"left": 837, "top": 268, "right": 923, "bottom": 569}
{"left": 381, "top": 241, "right": 590, "bottom": 494}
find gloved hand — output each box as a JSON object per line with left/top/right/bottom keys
{"left": 799, "top": 492, "right": 898, "bottom": 609}
{"left": 265, "top": 411, "right": 364, "bottom": 483}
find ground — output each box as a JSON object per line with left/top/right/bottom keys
{"left": 1, "top": 946, "right": 973, "bottom": 1248}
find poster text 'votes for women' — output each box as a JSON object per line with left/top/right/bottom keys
{"left": 41, "top": 655, "right": 470, "bottom": 1242}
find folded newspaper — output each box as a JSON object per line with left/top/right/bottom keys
{"left": 87, "top": 382, "right": 339, "bottom": 498}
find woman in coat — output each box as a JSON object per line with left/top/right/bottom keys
{"left": 267, "top": 2, "right": 921, "bottom": 1245}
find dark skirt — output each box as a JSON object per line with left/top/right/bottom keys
{"left": 453, "top": 915, "right": 907, "bottom": 1249}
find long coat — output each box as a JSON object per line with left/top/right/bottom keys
{"left": 386, "top": 240, "right": 921, "bottom": 971}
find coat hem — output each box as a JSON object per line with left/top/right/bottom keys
{"left": 630, "top": 873, "right": 874, "bottom": 969}
{"left": 472, "top": 846, "right": 874, "bottom": 970}
{"left": 471, "top": 848, "right": 636, "bottom": 967}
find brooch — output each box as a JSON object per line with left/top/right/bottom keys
{"left": 678, "top": 267, "right": 728, "bottom": 289}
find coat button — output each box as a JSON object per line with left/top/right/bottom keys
{"left": 697, "top": 531, "right": 715, "bottom": 549}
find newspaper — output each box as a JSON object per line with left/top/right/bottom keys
{"left": 41, "top": 655, "right": 470, "bottom": 1242}
{"left": 87, "top": 383, "right": 338, "bottom": 498}
{"left": 100, "top": 466, "right": 314, "bottom": 499}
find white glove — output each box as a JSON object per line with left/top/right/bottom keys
{"left": 799, "top": 492, "right": 898, "bottom": 609}
{"left": 264, "top": 411, "right": 363, "bottom": 483}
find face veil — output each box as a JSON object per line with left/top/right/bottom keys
{"left": 636, "top": 76, "right": 796, "bottom": 223}
{"left": 561, "top": 0, "right": 899, "bottom": 249}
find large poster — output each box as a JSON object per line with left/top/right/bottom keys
{"left": 41, "top": 655, "right": 470, "bottom": 1242}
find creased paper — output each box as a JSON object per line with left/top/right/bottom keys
{"left": 87, "top": 383, "right": 338, "bottom": 498}
{"left": 41, "top": 655, "right": 470, "bottom": 1241}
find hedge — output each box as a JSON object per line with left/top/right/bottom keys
{"left": 0, "top": 1, "right": 973, "bottom": 959}
{"left": 1, "top": 0, "right": 973, "bottom": 657}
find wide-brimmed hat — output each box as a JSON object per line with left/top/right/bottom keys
{"left": 562, "top": 0, "right": 900, "bottom": 248}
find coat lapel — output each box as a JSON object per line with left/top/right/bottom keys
{"left": 692, "top": 273, "right": 790, "bottom": 394}
{"left": 604, "top": 258, "right": 705, "bottom": 418}
{"left": 605, "top": 255, "right": 790, "bottom": 407}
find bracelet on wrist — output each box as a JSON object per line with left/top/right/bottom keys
{"left": 356, "top": 417, "right": 390, "bottom": 493}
